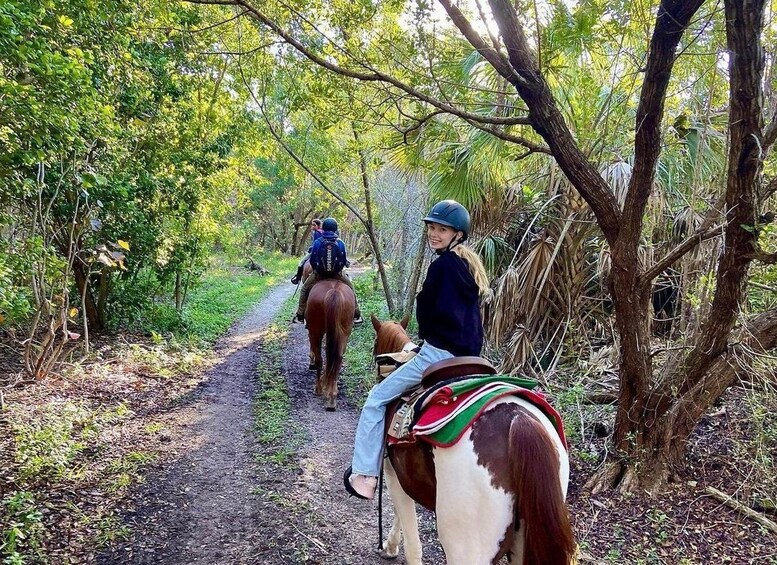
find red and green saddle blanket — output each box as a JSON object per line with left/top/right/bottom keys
{"left": 387, "top": 375, "right": 567, "bottom": 450}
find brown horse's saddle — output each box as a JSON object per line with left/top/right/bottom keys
{"left": 384, "top": 356, "right": 497, "bottom": 442}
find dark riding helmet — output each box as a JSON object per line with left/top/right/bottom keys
{"left": 423, "top": 200, "right": 470, "bottom": 241}
{"left": 322, "top": 217, "right": 338, "bottom": 233}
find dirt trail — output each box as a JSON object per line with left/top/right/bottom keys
{"left": 274, "top": 322, "right": 443, "bottom": 565}
{"left": 100, "top": 281, "right": 443, "bottom": 564}
{"left": 100, "top": 284, "right": 296, "bottom": 564}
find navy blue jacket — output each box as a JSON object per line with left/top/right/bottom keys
{"left": 306, "top": 229, "right": 324, "bottom": 252}
{"left": 310, "top": 231, "right": 348, "bottom": 273}
{"left": 416, "top": 250, "right": 483, "bottom": 357}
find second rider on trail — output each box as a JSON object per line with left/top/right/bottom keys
{"left": 292, "top": 217, "right": 363, "bottom": 325}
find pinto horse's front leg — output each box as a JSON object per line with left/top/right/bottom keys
{"left": 383, "top": 459, "right": 422, "bottom": 565}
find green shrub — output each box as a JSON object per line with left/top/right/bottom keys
{"left": 0, "top": 491, "right": 44, "bottom": 564}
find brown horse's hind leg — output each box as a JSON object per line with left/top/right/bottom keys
{"left": 313, "top": 339, "right": 323, "bottom": 395}
{"left": 308, "top": 349, "right": 316, "bottom": 371}
{"left": 323, "top": 362, "right": 337, "bottom": 411}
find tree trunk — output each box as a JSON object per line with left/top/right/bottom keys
{"left": 403, "top": 229, "right": 428, "bottom": 320}
{"left": 96, "top": 269, "right": 110, "bottom": 328}
{"left": 352, "top": 126, "right": 396, "bottom": 315}
{"left": 588, "top": 0, "right": 768, "bottom": 492}
{"left": 590, "top": 307, "right": 777, "bottom": 493}
{"left": 175, "top": 272, "right": 183, "bottom": 311}
{"left": 73, "top": 261, "right": 103, "bottom": 331}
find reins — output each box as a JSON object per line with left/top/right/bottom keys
{"left": 372, "top": 323, "right": 412, "bottom": 552}
{"left": 377, "top": 455, "right": 385, "bottom": 551}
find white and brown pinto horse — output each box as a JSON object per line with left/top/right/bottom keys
{"left": 371, "top": 316, "right": 575, "bottom": 565}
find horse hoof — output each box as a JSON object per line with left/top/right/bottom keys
{"left": 325, "top": 406, "right": 336, "bottom": 412}
{"left": 308, "top": 364, "right": 316, "bottom": 371}
{"left": 377, "top": 547, "right": 399, "bottom": 560}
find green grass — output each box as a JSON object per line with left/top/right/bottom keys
{"left": 0, "top": 491, "right": 44, "bottom": 564}
{"left": 1, "top": 255, "right": 298, "bottom": 565}
{"left": 179, "top": 253, "right": 297, "bottom": 343}
{"left": 250, "top": 271, "right": 386, "bottom": 466}
{"left": 12, "top": 402, "right": 114, "bottom": 484}
{"left": 103, "top": 451, "right": 157, "bottom": 494}
{"left": 341, "top": 271, "right": 393, "bottom": 405}
{"left": 253, "top": 298, "right": 306, "bottom": 467}
{"left": 139, "top": 252, "right": 297, "bottom": 343}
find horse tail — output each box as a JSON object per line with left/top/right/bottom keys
{"left": 324, "top": 288, "right": 346, "bottom": 384}
{"left": 509, "top": 413, "right": 575, "bottom": 565}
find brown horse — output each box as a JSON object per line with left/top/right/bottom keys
{"left": 305, "top": 279, "right": 355, "bottom": 411}
{"left": 371, "top": 316, "right": 575, "bottom": 565}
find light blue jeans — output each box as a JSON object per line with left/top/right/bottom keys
{"left": 351, "top": 341, "right": 454, "bottom": 477}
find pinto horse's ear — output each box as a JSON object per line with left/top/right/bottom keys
{"left": 370, "top": 313, "right": 381, "bottom": 332}
{"left": 400, "top": 314, "right": 410, "bottom": 329}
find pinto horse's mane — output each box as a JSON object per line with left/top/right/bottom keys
{"left": 375, "top": 321, "right": 412, "bottom": 356}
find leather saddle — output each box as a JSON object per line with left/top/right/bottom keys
{"left": 421, "top": 356, "right": 496, "bottom": 387}
{"left": 385, "top": 356, "right": 497, "bottom": 442}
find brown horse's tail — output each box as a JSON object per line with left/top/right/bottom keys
{"left": 509, "top": 413, "right": 575, "bottom": 565}
{"left": 323, "top": 287, "right": 346, "bottom": 387}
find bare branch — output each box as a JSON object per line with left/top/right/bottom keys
{"left": 705, "top": 487, "right": 777, "bottom": 535}
{"left": 396, "top": 109, "right": 445, "bottom": 144}
{"left": 642, "top": 225, "right": 724, "bottom": 285}
{"left": 746, "top": 249, "right": 777, "bottom": 264}
{"left": 437, "top": 0, "right": 524, "bottom": 87}
{"left": 185, "top": 8, "right": 250, "bottom": 33}
{"left": 485, "top": 0, "right": 622, "bottom": 242}
{"left": 463, "top": 119, "right": 551, "bottom": 154}
{"left": 640, "top": 196, "right": 726, "bottom": 286}
{"left": 622, "top": 0, "right": 706, "bottom": 242}
{"left": 236, "top": 65, "right": 367, "bottom": 225}
{"left": 185, "top": 0, "right": 531, "bottom": 127}
{"left": 473, "top": 0, "right": 503, "bottom": 53}
{"left": 197, "top": 40, "right": 279, "bottom": 56}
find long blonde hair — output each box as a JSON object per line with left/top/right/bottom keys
{"left": 452, "top": 244, "right": 490, "bottom": 296}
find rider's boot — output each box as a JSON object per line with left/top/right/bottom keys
{"left": 290, "top": 265, "right": 304, "bottom": 285}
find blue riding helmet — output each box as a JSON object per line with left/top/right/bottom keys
{"left": 423, "top": 200, "right": 470, "bottom": 241}
{"left": 322, "top": 217, "right": 338, "bottom": 233}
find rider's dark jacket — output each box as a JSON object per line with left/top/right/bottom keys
{"left": 306, "top": 228, "right": 324, "bottom": 252}
{"left": 415, "top": 249, "right": 483, "bottom": 357}
{"left": 309, "top": 230, "right": 348, "bottom": 274}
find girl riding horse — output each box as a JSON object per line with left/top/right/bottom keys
{"left": 369, "top": 315, "right": 574, "bottom": 564}
{"left": 345, "top": 199, "right": 488, "bottom": 499}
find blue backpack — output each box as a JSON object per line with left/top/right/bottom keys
{"left": 311, "top": 237, "right": 346, "bottom": 275}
